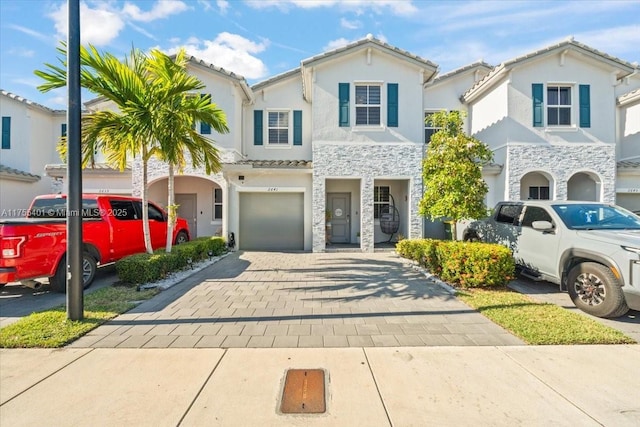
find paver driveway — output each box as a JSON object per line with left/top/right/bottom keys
{"left": 70, "top": 252, "right": 523, "bottom": 348}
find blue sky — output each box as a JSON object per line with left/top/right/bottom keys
{"left": 1, "top": 0, "right": 639, "bottom": 109}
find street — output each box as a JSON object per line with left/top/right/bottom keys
{"left": 0, "top": 263, "right": 118, "bottom": 327}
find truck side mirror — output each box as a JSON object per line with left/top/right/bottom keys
{"left": 532, "top": 220, "right": 554, "bottom": 231}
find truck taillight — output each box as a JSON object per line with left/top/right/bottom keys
{"left": 1, "top": 236, "right": 26, "bottom": 258}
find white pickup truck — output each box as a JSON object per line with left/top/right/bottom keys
{"left": 462, "top": 201, "right": 640, "bottom": 318}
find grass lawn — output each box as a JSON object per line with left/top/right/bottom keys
{"left": 457, "top": 287, "right": 636, "bottom": 345}
{"left": 0, "top": 286, "right": 158, "bottom": 348}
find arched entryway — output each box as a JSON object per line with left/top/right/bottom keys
{"left": 148, "top": 175, "right": 225, "bottom": 239}
{"left": 567, "top": 172, "right": 601, "bottom": 201}
{"left": 520, "top": 171, "right": 554, "bottom": 200}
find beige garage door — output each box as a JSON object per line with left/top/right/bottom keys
{"left": 239, "top": 193, "right": 304, "bottom": 251}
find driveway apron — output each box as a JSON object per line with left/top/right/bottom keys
{"left": 69, "top": 252, "right": 523, "bottom": 348}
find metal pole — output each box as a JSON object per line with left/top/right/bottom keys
{"left": 67, "top": 0, "right": 83, "bottom": 320}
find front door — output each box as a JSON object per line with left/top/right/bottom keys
{"left": 328, "top": 193, "right": 350, "bottom": 243}
{"left": 175, "top": 193, "right": 197, "bottom": 238}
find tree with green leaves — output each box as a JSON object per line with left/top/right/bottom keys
{"left": 36, "top": 44, "right": 228, "bottom": 254}
{"left": 145, "top": 49, "right": 228, "bottom": 252}
{"left": 419, "top": 110, "right": 493, "bottom": 240}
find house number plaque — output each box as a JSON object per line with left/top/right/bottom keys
{"left": 334, "top": 208, "right": 343, "bottom": 217}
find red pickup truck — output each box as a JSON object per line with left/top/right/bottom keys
{"left": 0, "top": 194, "right": 190, "bottom": 292}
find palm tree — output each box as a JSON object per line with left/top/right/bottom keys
{"left": 36, "top": 44, "right": 229, "bottom": 254}
{"left": 144, "top": 49, "right": 229, "bottom": 252}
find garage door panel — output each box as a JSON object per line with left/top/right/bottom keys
{"left": 239, "top": 193, "right": 304, "bottom": 251}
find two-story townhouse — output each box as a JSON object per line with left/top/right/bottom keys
{"left": 304, "top": 36, "right": 438, "bottom": 252}
{"left": 0, "top": 90, "right": 65, "bottom": 212}
{"left": 5, "top": 36, "right": 638, "bottom": 250}
{"left": 460, "top": 39, "right": 640, "bottom": 210}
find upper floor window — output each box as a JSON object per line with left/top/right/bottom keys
{"left": 424, "top": 111, "right": 442, "bottom": 143}
{"left": 61, "top": 123, "right": 67, "bottom": 138}
{"left": 254, "top": 110, "right": 302, "bottom": 146}
{"left": 1, "top": 117, "right": 10, "bottom": 149}
{"left": 533, "top": 83, "right": 589, "bottom": 128}
{"left": 268, "top": 111, "right": 289, "bottom": 145}
{"left": 355, "top": 85, "right": 381, "bottom": 125}
{"left": 547, "top": 86, "right": 571, "bottom": 126}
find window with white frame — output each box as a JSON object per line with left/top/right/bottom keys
{"left": 355, "top": 85, "right": 381, "bottom": 125}
{"left": 547, "top": 86, "right": 571, "bottom": 126}
{"left": 213, "top": 188, "right": 223, "bottom": 220}
{"left": 374, "top": 186, "right": 390, "bottom": 219}
{"left": 528, "top": 186, "right": 550, "bottom": 200}
{"left": 424, "top": 111, "right": 442, "bottom": 143}
{"left": 268, "top": 111, "right": 289, "bottom": 144}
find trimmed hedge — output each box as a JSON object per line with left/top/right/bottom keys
{"left": 396, "top": 238, "right": 514, "bottom": 288}
{"left": 115, "top": 236, "right": 227, "bottom": 285}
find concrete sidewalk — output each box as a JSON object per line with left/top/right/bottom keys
{"left": 2, "top": 251, "right": 639, "bottom": 425}
{"left": 2, "top": 345, "right": 639, "bottom": 426}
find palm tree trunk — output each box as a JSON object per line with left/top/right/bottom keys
{"left": 142, "top": 146, "right": 153, "bottom": 254}
{"left": 165, "top": 162, "right": 175, "bottom": 253}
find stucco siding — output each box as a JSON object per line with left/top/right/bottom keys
{"left": 311, "top": 50, "right": 425, "bottom": 143}
{"left": 246, "top": 75, "right": 312, "bottom": 161}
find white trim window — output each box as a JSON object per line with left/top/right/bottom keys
{"left": 528, "top": 186, "right": 550, "bottom": 200}
{"left": 424, "top": 111, "right": 442, "bottom": 143}
{"left": 547, "top": 86, "right": 572, "bottom": 126}
{"left": 267, "top": 111, "right": 290, "bottom": 145}
{"left": 374, "top": 186, "right": 390, "bottom": 219}
{"left": 213, "top": 188, "right": 223, "bottom": 220}
{"left": 355, "top": 84, "right": 381, "bottom": 126}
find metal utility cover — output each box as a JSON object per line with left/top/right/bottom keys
{"left": 280, "top": 369, "right": 326, "bottom": 414}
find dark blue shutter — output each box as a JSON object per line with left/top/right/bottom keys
{"left": 200, "top": 94, "right": 211, "bottom": 134}
{"left": 532, "top": 84, "right": 543, "bottom": 127}
{"left": 387, "top": 83, "right": 398, "bottom": 127}
{"left": 339, "top": 83, "right": 349, "bottom": 127}
{"left": 254, "top": 110, "right": 263, "bottom": 145}
{"left": 293, "top": 110, "right": 302, "bottom": 145}
{"left": 1, "top": 117, "right": 10, "bottom": 149}
{"left": 579, "top": 85, "right": 591, "bottom": 128}
{"left": 61, "top": 123, "right": 67, "bottom": 137}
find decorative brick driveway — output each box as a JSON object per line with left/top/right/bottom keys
{"left": 70, "top": 252, "right": 523, "bottom": 348}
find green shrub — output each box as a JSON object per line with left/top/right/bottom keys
{"left": 115, "top": 236, "right": 227, "bottom": 285}
{"left": 397, "top": 238, "right": 514, "bottom": 288}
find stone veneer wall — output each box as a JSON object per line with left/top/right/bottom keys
{"left": 312, "top": 142, "right": 424, "bottom": 252}
{"left": 506, "top": 144, "right": 616, "bottom": 202}
{"left": 131, "top": 151, "right": 237, "bottom": 197}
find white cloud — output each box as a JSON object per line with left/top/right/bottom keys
{"left": 7, "top": 24, "right": 50, "bottom": 43}
{"left": 340, "top": 17, "right": 361, "bottom": 30}
{"left": 246, "top": 0, "right": 417, "bottom": 16}
{"left": 8, "top": 48, "right": 36, "bottom": 58}
{"left": 197, "top": 0, "right": 213, "bottom": 11}
{"left": 49, "top": 2, "right": 125, "bottom": 46}
{"left": 323, "top": 37, "right": 351, "bottom": 51}
{"left": 574, "top": 25, "right": 640, "bottom": 61}
{"left": 163, "top": 32, "right": 270, "bottom": 79}
{"left": 217, "top": 0, "right": 230, "bottom": 14}
{"left": 323, "top": 33, "right": 388, "bottom": 52}
{"left": 122, "top": 0, "right": 189, "bottom": 23}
